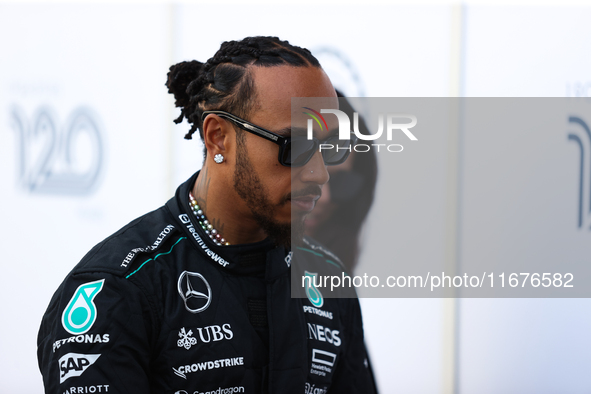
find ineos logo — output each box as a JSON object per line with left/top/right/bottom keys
{"left": 10, "top": 106, "right": 104, "bottom": 195}
{"left": 177, "top": 271, "right": 212, "bottom": 313}
{"left": 307, "top": 323, "right": 341, "bottom": 347}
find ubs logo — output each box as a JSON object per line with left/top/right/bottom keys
{"left": 10, "top": 105, "right": 104, "bottom": 195}
{"left": 177, "top": 271, "right": 212, "bottom": 313}
{"left": 567, "top": 116, "right": 591, "bottom": 229}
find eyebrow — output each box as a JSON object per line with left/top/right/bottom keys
{"left": 274, "top": 127, "right": 293, "bottom": 137}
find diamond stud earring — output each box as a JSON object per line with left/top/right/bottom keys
{"left": 214, "top": 154, "right": 224, "bottom": 164}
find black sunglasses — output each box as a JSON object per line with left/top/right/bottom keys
{"left": 201, "top": 110, "right": 356, "bottom": 167}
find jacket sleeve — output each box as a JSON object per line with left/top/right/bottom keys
{"left": 37, "top": 272, "right": 156, "bottom": 394}
{"left": 329, "top": 298, "right": 378, "bottom": 393}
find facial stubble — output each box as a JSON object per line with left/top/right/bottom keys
{"left": 233, "top": 133, "right": 305, "bottom": 249}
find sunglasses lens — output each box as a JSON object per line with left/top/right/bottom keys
{"left": 284, "top": 136, "right": 356, "bottom": 166}
{"left": 284, "top": 138, "right": 316, "bottom": 166}
{"left": 321, "top": 136, "right": 352, "bottom": 165}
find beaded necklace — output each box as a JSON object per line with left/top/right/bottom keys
{"left": 189, "top": 192, "right": 230, "bottom": 246}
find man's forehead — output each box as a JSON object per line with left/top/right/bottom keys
{"left": 288, "top": 126, "right": 340, "bottom": 139}
{"left": 290, "top": 96, "right": 340, "bottom": 137}
{"left": 249, "top": 66, "right": 337, "bottom": 117}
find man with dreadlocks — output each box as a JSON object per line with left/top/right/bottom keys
{"left": 37, "top": 36, "right": 377, "bottom": 393}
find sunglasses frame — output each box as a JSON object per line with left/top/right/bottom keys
{"left": 201, "top": 110, "right": 354, "bottom": 167}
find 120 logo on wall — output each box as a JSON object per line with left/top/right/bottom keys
{"left": 10, "top": 105, "right": 104, "bottom": 195}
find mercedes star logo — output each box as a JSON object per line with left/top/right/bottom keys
{"left": 177, "top": 271, "right": 212, "bottom": 313}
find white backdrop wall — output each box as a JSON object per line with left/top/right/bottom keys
{"left": 459, "top": 6, "right": 591, "bottom": 393}
{"left": 1, "top": 3, "right": 590, "bottom": 393}
{"left": 0, "top": 4, "right": 172, "bottom": 392}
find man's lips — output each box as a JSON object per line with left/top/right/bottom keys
{"left": 290, "top": 195, "right": 321, "bottom": 212}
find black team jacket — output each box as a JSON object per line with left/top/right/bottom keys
{"left": 37, "top": 172, "right": 377, "bottom": 394}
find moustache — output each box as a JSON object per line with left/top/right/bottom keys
{"left": 288, "top": 185, "right": 323, "bottom": 200}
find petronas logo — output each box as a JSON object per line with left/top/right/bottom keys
{"left": 62, "top": 279, "right": 105, "bottom": 335}
{"left": 304, "top": 271, "right": 324, "bottom": 308}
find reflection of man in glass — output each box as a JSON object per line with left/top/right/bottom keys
{"left": 305, "top": 92, "right": 378, "bottom": 273}
{"left": 38, "top": 37, "right": 377, "bottom": 393}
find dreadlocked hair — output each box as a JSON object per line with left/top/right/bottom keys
{"left": 165, "top": 36, "right": 321, "bottom": 150}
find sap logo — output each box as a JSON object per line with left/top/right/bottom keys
{"left": 304, "top": 108, "right": 417, "bottom": 141}
{"left": 58, "top": 353, "right": 100, "bottom": 383}
{"left": 307, "top": 323, "right": 341, "bottom": 347}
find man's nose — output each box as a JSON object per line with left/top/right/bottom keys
{"left": 301, "top": 150, "right": 330, "bottom": 185}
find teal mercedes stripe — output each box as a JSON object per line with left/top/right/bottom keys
{"left": 296, "top": 246, "right": 323, "bottom": 257}
{"left": 296, "top": 247, "right": 346, "bottom": 273}
{"left": 325, "top": 259, "right": 347, "bottom": 273}
{"left": 126, "top": 237, "right": 186, "bottom": 279}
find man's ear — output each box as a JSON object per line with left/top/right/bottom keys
{"left": 202, "top": 114, "right": 231, "bottom": 157}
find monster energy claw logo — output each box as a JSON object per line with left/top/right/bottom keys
{"left": 304, "top": 271, "right": 324, "bottom": 308}
{"left": 62, "top": 279, "right": 105, "bottom": 335}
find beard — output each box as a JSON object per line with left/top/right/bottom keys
{"left": 233, "top": 134, "right": 305, "bottom": 249}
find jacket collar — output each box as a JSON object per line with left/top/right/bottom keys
{"left": 166, "top": 171, "right": 290, "bottom": 279}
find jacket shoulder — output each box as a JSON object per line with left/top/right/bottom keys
{"left": 298, "top": 236, "right": 347, "bottom": 273}
{"left": 72, "top": 205, "right": 183, "bottom": 278}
